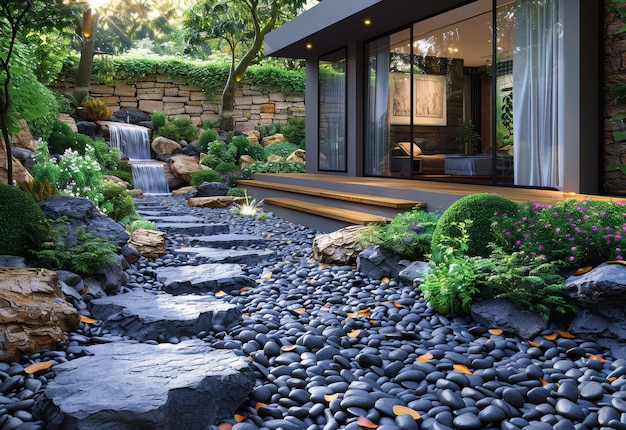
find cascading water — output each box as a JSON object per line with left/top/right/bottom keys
{"left": 131, "top": 161, "right": 170, "bottom": 195}
{"left": 109, "top": 123, "right": 151, "bottom": 160}
{"left": 108, "top": 122, "right": 170, "bottom": 195}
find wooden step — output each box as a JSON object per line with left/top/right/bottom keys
{"left": 237, "top": 180, "right": 424, "bottom": 209}
{"left": 263, "top": 197, "right": 392, "bottom": 225}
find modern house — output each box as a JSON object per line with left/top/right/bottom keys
{"left": 242, "top": 0, "right": 609, "bottom": 231}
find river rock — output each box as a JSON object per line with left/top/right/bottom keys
{"left": 151, "top": 136, "right": 182, "bottom": 155}
{"left": 33, "top": 340, "right": 255, "bottom": 429}
{"left": 170, "top": 154, "right": 206, "bottom": 184}
{"left": 312, "top": 225, "right": 371, "bottom": 265}
{"left": 262, "top": 133, "right": 287, "bottom": 146}
{"left": 89, "top": 289, "right": 242, "bottom": 340}
{"left": 0, "top": 267, "right": 79, "bottom": 362}
{"left": 471, "top": 298, "right": 546, "bottom": 339}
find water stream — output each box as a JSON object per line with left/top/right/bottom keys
{"left": 108, "top": 123, "right": 170, "bottom": 195}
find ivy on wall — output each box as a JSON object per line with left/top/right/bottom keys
{"left": 57, "top": 55, "right": 306, "bottom": 97}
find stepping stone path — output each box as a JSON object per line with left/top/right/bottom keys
{"left": 33, "top": 199, "right": 269, "bottom": 428}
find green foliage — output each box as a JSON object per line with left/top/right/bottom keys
{"left": 151, "top": 110, "right": 167, "bottom": 133}
{"left": 201, "top": 140, "right": 238, "bottom": 168}
{"left": 91, "top": 139, "right": 121, "bottom": 173}
{"left": 359, "top": 208, "right": 440, "bottom": 261}
{"left": 282, "top": 117, "right": 306, "bottom": 146}
{"left": 127, "top": 219, "right": 156, "bottom": 232}
{"left": 198, "top": 128, "right": 219, "bottom": 152}
{"left": 31, "top": 219, "right": 118, "bottom": 277}
{"left": 257, "top": 123, "right": 284, "bottom": 139}
{"left": 47, "top": 120, "right": 77, "bottom": 155}
{"left": 17, "top": 178, "right": 59, "bottom": 202}
{"left": 231, "top": 135, "right": 265, "bottom": 161}
{"left": 99, "top": 181, "right": 136, "bottom": 222}
{"left": 154, "top": 117, "right": 198, "bottom": 143}
{"left": 0, "top": 184, "right": 49, "bottom": 257}
{"left": 431, "top": 193, "right": 520, "bottom": 262}
{"left": 81, "top": 98, "right": 112, "bottom": 122}
{"left": 190, "top": 168, "right": 219, "bottom": 186}
{"left": 215, "top": 161, "right": 240, "bottom": 174}
{"left": 492, "top": 198, "right": 626, "bottom": 268}
{"left": 264, "top": 141, "right": 300, "bottom": 159}
{"left": 226, "top": 187, "right": 247, "bottom": 197}
{"left": 243, "top": 160, "right": 305, "bottom": 174}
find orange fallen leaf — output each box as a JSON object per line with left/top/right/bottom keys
{"left": 233, "top": 412, "right": 249, "bottom": 422}
{"left": 540, "top": 379, "right": 549, "bottom": 386}
{"left": 324, "top": 393, "right": 338, "bottom": 402}
{"left": 347, "top": 329, "right": 360, "bottom": 338}
{"left": 543, "top": 333, "right": 557, "bottom": 341}
{"left": 24, "top": 361, "right": 53, "bottom": 374}
{"left": 557, "top": 330, "right": 576, "bottom": 339}
{"left": 240, "top": 286, "right": 249, "bottom": 292}
{"left": 528, "top": 340, "right": 540, "bottom": 347}
{"left": 589, "top": 355, "right": 606, "bottom": 363}
{"left": 416, "top": 352, "right": 433, "bottom": 363}
{"left": 217, "top": 423, "right": 232, "bottom": 430}
{"left": 609, "top": 376, "right": 617, "bottom": 382}
{"left": 215, "top": 290, "right": 227, "bottom": 297}
{"left": 453, "top": 364, "right": 473, "bottom": 375}
{"left": 393, "top": 301, "right": 403, "bottom": 309}
{"left": 573, "top": 266, "right": 593, "bottom": 275}
{"left": 320, "top": 264, "right": 329, "bottom": 269}
{"left": 79, "top": 315, "right": 98, "bottom": 324}
{"left": 261, "top": 272, "right": 273, "bottom": 279}
{"left": 294, "top": 307, "right": 306, "bottom": 313}
{"left": 347, "top": 312, "right": 358, "bottom": 318}
{"left": 358, "top": 309, "right": 371, "bottom": 317}
{"left": 281, "top": 345, "right": 297, "bottom": 352}
{"left": 308, "top": 259, "right": 317, "bottom": 264}
{"left": 606, "top": 260, "right": 626, "bottom": 265}
{"left": 392, "top": 405, "right": 421, "bottom": 420}
{"left": 254, "top": 402, "right": 267, "bottom": 411}
{"left": 80, "top": 286, "right": 88, "bottom": 295}
{"left": 356, "top": 416, "right": 378, "bottom": 428}
{"left": 321, "top": 306, "right": 330, "bottom": 311}
{"left": 381, "top": 277, "right": 390, "bottom": 284}
{"left": 488, "top": 328, "right": 503, "bottom": 335}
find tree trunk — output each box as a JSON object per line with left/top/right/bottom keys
{"left": 74, "top": 10, "right": 97, "bottom": 104}
{"left": 220, "top": 75, "right": 236, "bottom": 132}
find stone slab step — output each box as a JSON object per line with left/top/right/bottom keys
{"left": 90, "top": 289, "right": 242, "bottom": 339}
{"left": 156, "top": 263, "right": 255, "bottom": 295}
{"left": 34, "top": 340, "right": 254, "bottom": 429}
{"left": 142, "top": 215, "right": 206, "bottom": 223}
{"left": 190, "top": 233, "right": 267, "bottom": 248}
{"left": 174, "top": 247, "right": 275, "bottom": 264}
{"left": 155, "top": 222, "right": 229, "bottom": 236}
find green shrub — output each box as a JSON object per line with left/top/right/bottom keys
{"left": 91, "top": 139, "right": 121, "bottom": 173}
{"left": 201, "top": 140, "right": 237, "bottom": 168}
{"left": 226, "top": 187, "right": 247, "bottom": 197}
{"left": 190, "top": 169, "right": 219, "bottom": 186}
{"left": 264, "top": 141, "right": 299, "bottom": 159}
{"left": 47, "top": 120, "right": 76, "bottom": 155}
{"left": 17, "top": 178, "right": 59, "bottom": 202}
{"left": 0, "top": 184, "right": 50, "bottom": 257}
{"left": 257, "top": 123, "right": 283, "bottom": 139}
{"left": 127, "top": 219, "right": 155, "bottom": 232}
{"left": 243, "top": 160, "right": 305, "bottom": 174}
{"left": 231, "top": 135, "right": 265, "bottom": 161}
{"left": 359, "top": 207, "right": 440, "bottom": 261}
{"left": 198, "top": 128, "right": 219, "bottom": 153}
{"left": 100, "top": 181, "right": 136, "bottom": 222}
{"left": 282, "top": 117, "right": 305, "bottom": 147}
{"left": 431, "top": 193, "right": 520, "bottom": 262}
{"left": 214, "top": 162, "right": 240, "bottom": 175}
{"left": 154, "top": 118, "right": 198, "bottom": 143}
{"left": 151, "top": 110, "right": 167, "bottom": 133}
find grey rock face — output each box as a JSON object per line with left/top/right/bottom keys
{"left": 33, "top": 340, "right": 255, "bottom": 430}
{"left": 89, "top": 289, "right": 242, "bottom": 340}
{"left": 471, "top": 298, "right": 547, "bottom": 339}
{"left": 357, "top": 245, "right": 407, "bottom": 279}
{"left": 196, "top": 181, "right": 229, "bottom": 197}
{"left": 156, "top": 262, "right": 255, "bottom": 294}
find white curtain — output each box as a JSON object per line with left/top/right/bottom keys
{"left": 365, "top": 36, "right": 390, "bottom": 175}
{"left": 513, "top": 0, "right": 564, "bottom": 188}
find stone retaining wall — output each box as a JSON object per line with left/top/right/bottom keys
{"left": 51, "top": 74, "right": 305, "bottom": 133}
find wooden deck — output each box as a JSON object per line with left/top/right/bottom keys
{"left": 238, "top": 173, "right": 624, "bottom": 232}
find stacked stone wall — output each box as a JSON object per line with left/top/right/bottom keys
{"left": 51, "top": 74, "right": 305, "bottom": 133}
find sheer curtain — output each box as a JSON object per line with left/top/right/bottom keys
{"left": 365, "top": 36, "right": 390, "bottom": 175}
{"left": 513, "top": 0, "right": 564, "bottom": 188}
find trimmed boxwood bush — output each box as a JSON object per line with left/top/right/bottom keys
{"left": 0, "top": 184, "right": 49, "bottom": 256}
{"left": 431, "top": 193, "right": 520, "bottom": 262}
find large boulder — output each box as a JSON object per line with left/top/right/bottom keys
{"left": 286, "top": 148, "right": 306, "bottom": 164}
{"left": 111, "top": 108, "right": 151, "bottom": 125}
{"left": 357, "top": 245, "right": 406, "bottom": 279}
{"left": 471, "top": 298, "right": 547, "bottom": 339}
{"left": 186, "top": 196, "right": 245, "bottom": 208}
{"left": 262, "top": 133, "right": 287, "bottom": 146}
{"left": 196, "top": 181, "right": 229, "bottom": 197}
{"left": 169, "top": 154, "right": 207, "bottom": 184}
{"left": 0, "top": 267, "right": 79, "bottom": 362}
{"left": 0, "top": 139, "right": 33, "bottom": 184}
{"left": 152, "top": 136, "right": 182, "bottom": 155}
{"left": 12, "top": 119, "right": 36, "bottom": 151}
{"left": 130, "top": 228, "right": 167, "bottom": 259}
{"left": 312, "top": 225, "right": 371, "bottom": 265}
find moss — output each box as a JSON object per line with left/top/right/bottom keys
{"left": 431, "top": 193, "right": 520, "bottom": 261}
{"left": 0, "top": 184, "right": 49, "bottom": 256}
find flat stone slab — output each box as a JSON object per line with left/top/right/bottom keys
{"left": 142, "top": 215, "right": 205, "bottom": 223}
{"left": 191, "top": 233, "right": 268, "bottom": 248}
{"left": 155, "top": 222, "right": 229, "bottom": 236}
{"left": 34, "top": 340, "right": 255, "bottom": 429}
{"left": 90, "top": 290, "right": 241, "bottom": 339}
{"left": 156, "top": 263, "right": 255, "bottom": 295}
{"left": 174, "top": 246, "right": 275, "bottom": 264}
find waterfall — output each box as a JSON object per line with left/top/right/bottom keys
{"left": 131, "top": 161, "right": 170, "bottom": 195}
{"left": 109, "top": 123, "right": 151, "bottom": 160}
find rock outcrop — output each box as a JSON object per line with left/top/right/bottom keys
{"left": 313, "top": 225, "right": 371, "bottom": 265}
{"left": 0, "top": 267, "right": 79, "bottom": 362}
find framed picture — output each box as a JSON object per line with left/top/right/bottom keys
{"left": 389, "top": 73, "right": 447, "bottom": 126}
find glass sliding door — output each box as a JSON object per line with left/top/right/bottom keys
{"left": 319, "top": 49, "right": 347, "bottom": 171}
